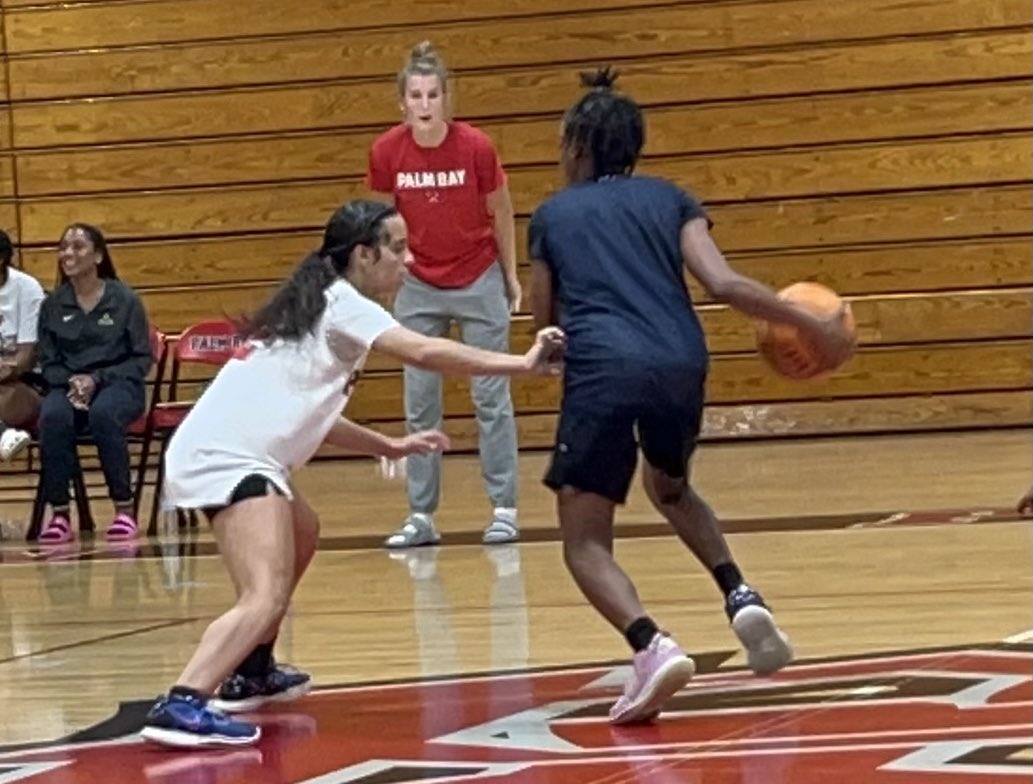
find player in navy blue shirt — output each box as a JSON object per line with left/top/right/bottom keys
{"left": 529, "top": 68, "right": 854, "bottom": 724}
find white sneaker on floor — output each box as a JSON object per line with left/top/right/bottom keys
{"left": 0, "top": 428, "right": 30, "bottom": 462}
{"left": 385, "top": 513, "right": 441, "bottom": 549}
{"left": 483, "top": 507, "right": 519, "bottom": 544}
{"left": 726, "top": 585, "right": 794, "bottom": 675}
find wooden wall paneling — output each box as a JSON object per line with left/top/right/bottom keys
{"left": 6, "top": 0, "right": 1028, "bottom": 100}
{"left": 0, "top": 203, "right": 18, "bottom": 238}
{"left": 11, "top": 31, "right": 1031, "bottom": 147}
{"left": 20, "top": 236, "right": 1032, "bottom": 300}
{"left": 494, "top": 80, "right": 1033, "bottom": 167}
{"left": 2, "top": 0, "right": 682, "bottom": 51}
{"left": 18, "top": 179, "right": 361, "bottom": 243}
{"left": 0, "top": 156, "right": 15, "bottom": 201}
{"left": 711, "top": 185, "right": 1031, "bottom": 253}
{"left": 16, "top": 176, "right": 1032, "bottom": 248}
{"left": 15, "top": 81, "right": 1032, "bottom": 197}
{"left": 0, "top": 3, "right": 11, "bottom": 200}
{"left": 502, "top": 134, "right": 1031, "bottom": 211}
{"left": 696, "top": 391, "right": 1033, "bottom": 441}
{"left": 19, "top": 232, "right": 318, "bottom": 286}
{"left": 710, "top": 238, "right": 1033, "bottom": 300}
{"left": 0, "top": 113, "right": 11, "bottom": 153}
{"left": 137, "top": 283, "right": 275, "bottom": 332}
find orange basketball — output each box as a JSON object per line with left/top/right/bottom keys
{"left": 755, "top": 282, "right": 856, "bottom": 380}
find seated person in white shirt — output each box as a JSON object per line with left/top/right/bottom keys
{"left": 0, "top": 229, "right": 45, "bottom": 461}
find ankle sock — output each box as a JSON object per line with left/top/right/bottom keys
{"left": 624, "top": 617, "right": 660, "bottom": 652}
{"left": 712, "top": 562, "right": 745, "bottom": 595}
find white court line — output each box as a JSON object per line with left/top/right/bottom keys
{"left": 564, "top": 722, "right": 1033, "bottom": 753}
{"left": 0, "top": 737, "right": 142, "bottom": 761}
{"left": 438, "top": 738, "right": 1031, "bottom": 766}
{"left": 559, "top": 698, "right": 1033, "bottom": 724}
{"left": 1003, "top": 629, "right": 1033, "bottom": 644}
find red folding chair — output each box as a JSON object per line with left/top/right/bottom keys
{"left": 26, "top": 325, "right": 169, "bottom": 541}
{"left": 144, "top": 319, "right": 245, "bottom": 534}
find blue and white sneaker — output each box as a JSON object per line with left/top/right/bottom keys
{"left": 140, "top": 692, "right": 260, "bottom": 748}
{"left": 725, "top": 584, "right": 794, "bottom": 676}
{"left": 209, "top": 662, "right": 312, "bottom": 714}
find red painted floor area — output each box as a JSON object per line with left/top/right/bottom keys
{"left": 1, "top": 645, "right": 1028, "bottom": 783}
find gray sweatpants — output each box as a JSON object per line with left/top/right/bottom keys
{"left": 393, "top": 263, "right": 518, "bottom": 515}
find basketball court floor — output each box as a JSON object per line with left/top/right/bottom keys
{"left": 0, "top": 429, "right": 1029, "bottom": 783}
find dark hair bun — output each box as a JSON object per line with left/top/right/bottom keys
{"left": 579, "top": 66, "right": 620, "bottom": 90}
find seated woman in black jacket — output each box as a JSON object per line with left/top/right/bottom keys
{"left": 35, "top": 223, "right": 152, "bottom": 543}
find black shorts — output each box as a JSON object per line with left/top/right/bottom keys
{"left": 201, "top": 473, "right": 285, "bottom": 523}
{"left": 544, "top": 366, "right": 706, "bottom": 504}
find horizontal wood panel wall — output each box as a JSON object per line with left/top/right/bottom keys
{"left": 0, "top": 0, "right": 1029, "bottom": 453}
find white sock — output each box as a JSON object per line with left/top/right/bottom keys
{"left": 493, "top": 507, "right": 517, "bottom": 526}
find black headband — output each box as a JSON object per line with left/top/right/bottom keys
{"left": 319, "top": 203, "right": 396, "bottom": 258}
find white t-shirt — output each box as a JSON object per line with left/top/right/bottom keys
{"left": 163, "top": 279, "right": 398, "bottom": 509}
{"left": 0, "top": 268, "right": 45, "bottom": 361}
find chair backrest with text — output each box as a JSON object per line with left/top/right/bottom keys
{"left": 168, "top": 319, "right": 245, "bottom": 400}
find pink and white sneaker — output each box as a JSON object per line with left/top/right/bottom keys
{"left": 609, "top": 633, "right": 696, "bottom": 724}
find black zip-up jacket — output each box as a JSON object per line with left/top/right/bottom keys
{"left": 37, "top": 280, "right": 152, "bottom": 389}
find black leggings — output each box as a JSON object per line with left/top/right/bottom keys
{"left": 38, "top": 382, "right": 145, "bottom": 507}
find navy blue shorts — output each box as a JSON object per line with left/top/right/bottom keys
{"left": 544, "top": 366, "right": 706, "bottom": 504}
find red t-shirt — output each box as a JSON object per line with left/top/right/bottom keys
{"left": 367, "top": 122, "right": 506, "bottom": 289}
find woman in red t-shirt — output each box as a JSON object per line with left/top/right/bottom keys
{"left": 368, "top": 42, "right": 521, "bottom": 548}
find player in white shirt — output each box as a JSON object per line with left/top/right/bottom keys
{"left": 141, "top": 199, "right": 564, "bottom": 749}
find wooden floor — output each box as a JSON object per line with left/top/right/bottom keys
{"left": 0, "top": 428, "right": 1029, "bottom": 782}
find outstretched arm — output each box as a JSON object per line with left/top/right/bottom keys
{"left": 682, "top": 218, "right": 816, "bottom": 328}
{"left": 323, "top": 417, "right": 449, "bottom": 459}
{"left": 372, "top": 324, "right": 564, "bottom": 377}
{"left": 681, "top": 217, "right": 854, "bottom": 366}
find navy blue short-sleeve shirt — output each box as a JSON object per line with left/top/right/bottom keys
{"left": 529, "top": 175, "right": 710, "bottom": 372}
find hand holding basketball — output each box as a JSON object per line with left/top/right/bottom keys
{"left": 806, "top": 304, "right": 857, "bottom": 371}
{"left": 756, "top": 282, "right": 857, "bottom": 380}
